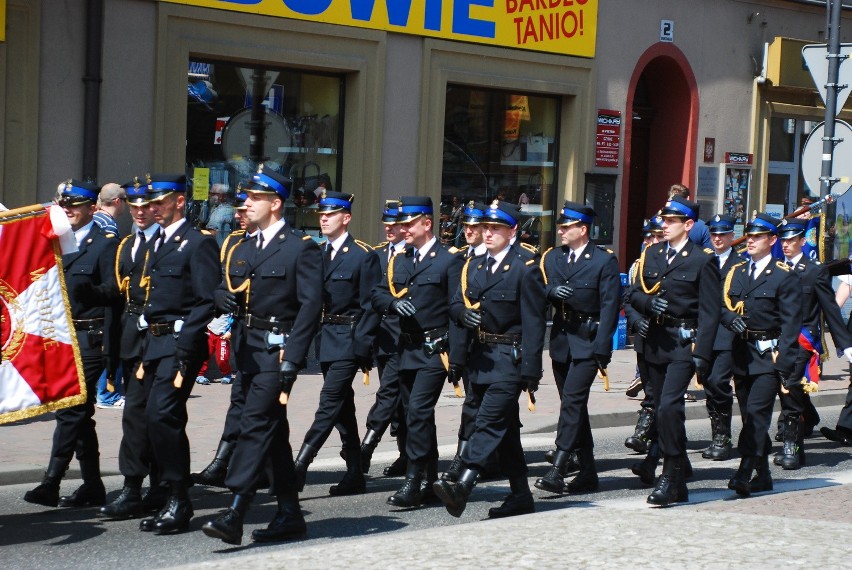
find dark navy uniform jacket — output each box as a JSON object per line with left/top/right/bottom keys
{"left": 63, "top": 223, "right": 120, "bottom": 354}
{"left": 712, "top": 249, "right": 748, "bottom": 352}
{"left": 142, "top": 222, "right": 219, "bottom": 361}
{"left": 372, "top": 241, "right": 464, "bottom": 370}
{"left": 793, "top": 256, "right": 852, "bottom": 353}
{"left": 372, "top": 241, "right": 403, "bottom": 358}
{"left": 721, "top": 259, "right": 802, "bottom": 376}
{"left": 450, "top": 244, "right": 546, "bottom": 383}
{"left": 223, "top": 226, "right": 322, "bottom": 373}
{"left": 629, "top": 239, "right": 721, "bottom": 364}
{"left": 541, "top": 242, "right": 621, "bottom": 362}
{"left": 318, "top": 234, "right": 381, "bottom": 363}
{"left": 115, "top": 231, "right": 154, "bottom": 361}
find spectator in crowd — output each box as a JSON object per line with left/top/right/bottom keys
{"left": 206, "top": 183, "right": 235, "bottom": 246}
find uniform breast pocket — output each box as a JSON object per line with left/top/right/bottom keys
{"left": 465, "top": 286, "right": 481, "bottom": 303}
{"left": 489, "top": 289, "right": 517, "bottom": 303}
{"left": 391, "top": 273, "right": 408, "bottom": 287}
{"left": 73, "top": 264, "right": 95, "bottom": 275}
{"left": 331, "top": 270, "right": 353, "bottom": 282}
{"left": 228, "top": 263, "right": 248, "bottom": 280}
{"left": 159, "top": 265, "right": 183, "bottom": 278}
{"left": 416, "top": 272, "right": 442, "bottom": 286}
{"left": 755, "top": 288, "right": 777, "bottom": 300}
{"left": 672, "top": 270, "right": 698, "bottom": 282}
{"left": 260, "top": 265, "right": 286, "bottom": 279}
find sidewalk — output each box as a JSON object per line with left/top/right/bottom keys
{"left": 1, "top": 346, "right": 850, "bottom": 486}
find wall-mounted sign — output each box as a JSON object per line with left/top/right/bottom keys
{"left": 703, "top": 137, "right": 715, "bottom": 163}
{"left": 724, "top": 152, "right": 753, "bottom": 165}
{"left": 594, "top": 109, "right": 621, "bottom": 168}
{"left": 165, "top": 0, "right": 599, "bottom": 58}
{"left": 660, "top": 19, "right": 674, "bottom": 43}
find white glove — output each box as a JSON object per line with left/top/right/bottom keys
{"left": 843, "top": 347, "right": 852, "bottom": 363}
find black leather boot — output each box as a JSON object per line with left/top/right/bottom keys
{"left": 151, "top": 482, "right": 193, "bottom": 535}
{"left": 24, "top": 457, "right": 69, "bottom": 507}
{"left": 780, "top": 415, "right": 805, "bottom": 470}
{"left": 293, "top": 444, "right": 319, "bottom": 492}
{"left": 534, "top": 449, "right": 570, "bottom": 494}
{"left": 202, "top": 493, "right": 251, "bottom": 545}
{"left": 488, "top": 475, "right": 534, "bottom": 519}
{"left": 821, "top": 425, "right": 852, "bottom": 446}
{"left": 359, "top": 429, "right": 381, "bottom": 474}
{"left": 420, "top": 453, "right": 440, "bottom": 503}
{"left": 727, "top": 456, "right": 757, "bottom": 496}
{"left": 433, "top": 468, "right": 478, "bottom": 518}
{"left": 387, "top": 461, "right": 423, "bottom": 508}
{"left": 750, "top": 454, "right": 773, "bottom": 493}
{"left": 702, "top": 411, "right": 719, "bottom": 459}
{"left": 647, "top": 454, "right": 688, "bottom": 506}
{"left": 631, "top": 442, "right": 660, "bottom": 486}
{"left": 567, "top": 447, "right": 599, "bottom": 493}
{"left": 774, "top": 415, "right": 784, "bottom": 442}
{"left": 99, "top": 478, "right": 144, "bottom": 519}
{"left": 252, "top": 493, "right": 306, "bottom": 542}
{"left": 140, "top": 482, "right": 169, "bottom": 513}
{"left": 441, "top": 440, "right": 468, "bottom": 483}
{"left": 707, "top": 410, "right": 733, "bottom": 461}
{"left": 192, "top": 440, "right": 235, "bottom": 487}
{"left": 59, "top": 459, "right": 106, "bottom": 508}
{"left": 625, "top": 408, "right": 654, "bottom": 453}
{"left": 329, "top": 447, "right": 367, "bottom": 496}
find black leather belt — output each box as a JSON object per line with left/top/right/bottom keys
{"left": 73, "top": 318, "right": 104, "bottom": 331}
{"left": 322, "top": 314, "right": 357, "bottom": 325}
{"left": 401, "top": 326, "right": 447, "bottom": 344}
{"left": 654, "top": 314, "right": 698, "bottom": 328}
{"left": 561, "top": 307, "right": 599, "bottom": 323}
{"left": 478, "top": 331, "right": 521, "bottom": 345}
{"left": 125, "top": 302, "right": 145, "bottom": 316}
{"left": 242, "top": 313, "right": 293, "bottom": 334}
{"left": 741, "top": 329, "right": 780, "bottom": 341}
{"left": 148, "top": 322, "right": 176, "bottom": 336}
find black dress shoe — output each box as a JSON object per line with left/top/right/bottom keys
{"left": 534, "top": 467, "right": 564, "bottom": 494}
{"left": 821, "top": 426, "right": 852, "bottom": 446}
{"left": 251, "top": 508, "right": 306, "bottom": 542}
{"left": 488, "top": 492, "right": 534, "bottom": 519}
{"left": 329, "top": 472, "right": 367, "bottom": 496}
{"left": 152, "top": 497, "right": 193, "bottom": 535}
{"left": 201, "top": 508, "right": 244, "bottom": 545}
{"left": 383, "top": 455, "right": 408, "bottom": 477}
{"left": 99, "top": 487, "right": 144, "bottom": 519}
{"left": 24, "top": 481, "right": 60, "bottom": 507}
{"left": 58, "top": 482, "right": 106, "bottom": 508}
{"left": 140, "top": 486, "right": 169, "bottom": 513}
{"left": 139, "top": 516, "right": 156, "bottom": 532}
{"left": 749, "top": 470, "right": 773, "bottom": 493}
{"left": 386, "top": 477, "right": 422, "bottom": 508}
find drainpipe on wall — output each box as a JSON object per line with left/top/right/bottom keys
{"left": 81, "top": 0, "right": 104, "bottom": 183}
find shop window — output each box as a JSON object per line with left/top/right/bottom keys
{"left": 185, "top": 59, "right": 344, "bottom": 240}
{"left": 440, "top": 86, "right": 560, "bottom": 251}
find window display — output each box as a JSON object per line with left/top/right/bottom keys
{"left": 441, "top": 86, "right": 560, "bottom": 251}
{"left": 185, "top": 59, "right": 344, "bottom": 236}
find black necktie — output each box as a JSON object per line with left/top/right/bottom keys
{"left": 749, "top": 262, "right": 756, "bottom": 280}
{"left": 667, "top": 248, "right": 676, "bottom": 263}
{"left": 786, "top": 260, "right": 794, "bottom": 268}
{"left": 413, "top": 249, "right": 419, "bottom": 268}
{"left": 486, "top": 256, "right": 496, "bottom": 280}
{"left": 138, "top": 230, "right": 146, "bottom": 245}
{"left": 568, "top": 251, "right": 576, "bottom": 267}
{"left": 133, "top": 231, "right": 145, "bottom": 262}
{"left": 155, "top": 229, "right": 165, "bottom": 252}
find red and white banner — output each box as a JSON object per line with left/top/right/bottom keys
{"left": 0, "top": 205, "right": 85, "bottom": 424}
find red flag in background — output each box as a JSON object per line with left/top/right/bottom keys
{"left": 0, "top": 205, "right": 85, "bottom": 424}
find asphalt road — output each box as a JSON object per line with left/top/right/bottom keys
{"left": 2, "top": 407, "right": 852, "bottom": 570}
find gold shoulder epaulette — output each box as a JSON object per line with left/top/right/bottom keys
{"left": 200, "top": 229, "right": 214, "bottom": 236}
{"left": 776, "top": 260, "right": 791, "bottom": 271}
{"left": 525, "top": 259, "right": 535, "bottom": 266}
{"left": 520, "top": 242, "right": 537, "bottom": 253}
{"left": 229, "top": 229, "right": 243, "bottom": 236}
{"left": 704, "top": 247, "right": 714, "bottom": 255}
{"left": 457, "top": 244, "right": 470, "bottom": 252}
{"left": 304, "top": 235, "right": 315, "bottom": 241}
{"left": 104, "top": 232, "right": 116, "bottom": 239}
{"left": 373, "top": 241, "right": 389, "bottom": 250}
{"left": 448, "top": 246, "right": 461, "bottom": 254}
{"left": 354, "top": 239, "right": 372, "bottom": 252}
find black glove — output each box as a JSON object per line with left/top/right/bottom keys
{"left": 214, "top": 289, "right": 238, "bottom": 314}
{"left": 634, "top": 318, "right": 650, "bottom": 338}
{"left": 595, "top": 353, "right": 612, "bottom": 369}
{"left": 523, "top": 376, "right": 540, "bottom": 393}
{"left": 548, "top": 285, "right": 574, "bottom": 301}
{"left": 649, "top": 296, "right": 668, "bottom": 316}
{"left": 391, "top": 299, "right": 417, "bottom": 317}
{"left": 692, "top": 356, "right": 710, "bottom": 379}
{"left": 779, "top": 372, "right": 799, "bottom": 391}
{"left": 102, "top": 355, "right": 117, "bottom": 378}
{"left": 461, "top": 308, "right": 482, "bottom": 329}
{"left": 729, "top": 316, "right": 748, "bottom": 335}
{"left": 279, "top": 360, "right": 299, "bottom": 394}
{"left": 173, "top": 346, "right": 195, "bottom": 378}
{"left": 448, "top": 364, "right": 464, "bottom": 385}
{"left": 356, "top": 355, "right": 373, "bottom": 374}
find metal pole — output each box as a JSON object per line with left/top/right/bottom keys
{"left": 249, "top": 68, "right": 267, "bottom": 164}
{"left": 821, "top": 0, "right": 843, "bottom": 260}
